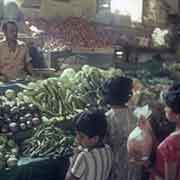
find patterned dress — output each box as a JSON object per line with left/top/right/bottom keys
{"left": 150, "top": 133, "right": 180, "bottom": 180}
{"left": 105, "top": 107, "right": 142, "bottom": 180}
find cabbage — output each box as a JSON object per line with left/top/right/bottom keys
{"left": 81, "top": 65, "right": 91, "bottom": 73}
{"left": 105, "top": 68, "right": 123, "bottom": 79}
{"left": 27, "top": 82, "right": 37, "bottom": 89}
{"left": 5, "top": 89, "right": 16, "bottom": 100}
{"left": 59, "top": 68, "right": 77, "bottom": 89}
{"left": 152, "top": 28, "right": 168, "bottom": 47}
{"left": 60, "top": 68, "right": 76, "bottom": 82}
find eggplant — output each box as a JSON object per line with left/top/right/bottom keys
{"left": 0, "top": 116, "right": 3, "bottom": 121}
{"left": 0, "top": 120, "right": 4, "bottom": 128}
{"left": 1, "top": 125, "right": 9, "bottom": 133}
{"left": 20, "top": 123, "right": 26, "bottom": 130}
{"left": 4, "top": 118, "right": 11, "bottom": 124}
{"left": 19, "top": 117, "right": 26, "bottom": 123}
{"left": 3, "top": 105, "right": 11, "bottom": 114}
{"left": 19, "top": 106, "right": 26, "bottom": 116}
{"left": 10, "top": 106, "right": 19, "bottom": 115}
{"left": 0, "top": 106, "right": 4, "bottom": 115}
{"left": 9, "top": 122, "right": 18, "bottom": 133}
{"left": 24, "top": 114, "right": 33, "bottom": 121}
{"left": 32, "top": 117, "right": 41, "bottom": 126}
{"left": 28, "top": 104, "right": 40, "bottom": 114}
{"left": 26, "top": 121, "right": 32, "bottom": 128}
{"left": 12, "top": 114, "right": 19, "bottom": 122}
{"left": 33, "top": 113, "right": 41, "bottom": 118}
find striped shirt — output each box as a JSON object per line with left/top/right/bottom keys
{"left": 70, "top": 144, "right": 113, "bottom": 180}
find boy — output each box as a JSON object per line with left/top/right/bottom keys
{"left": 103, "top": 76, "right": 142, "bottom": 180}
{"left": 65, "top": 110, "right": 113, "bottom": 180}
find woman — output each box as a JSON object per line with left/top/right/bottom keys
{"left": 150, "top": 84, "right": 180, "bottom": 180}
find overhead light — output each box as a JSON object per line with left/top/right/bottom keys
{"left": 115, "top": 51, "right": 123, "bottom": 55}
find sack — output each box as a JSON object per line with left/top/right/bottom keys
{"left": 127, "top": 105, "right": 153, "bottom": 163}
{"left": 127, "top": 125, "right": 153, "bottom": 162}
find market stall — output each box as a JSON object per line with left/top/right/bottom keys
{"left": 0, "top": 7, "right": 179, "bottom": 180}
{"left": 0, "top": 59, "right": 178, "bottom": 179}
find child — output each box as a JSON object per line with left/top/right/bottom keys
{"left": 65, "top": 110, "right": 113, "bottom": 180}
{"left": 103, "top": 76, "right": 142, "bottom": 180}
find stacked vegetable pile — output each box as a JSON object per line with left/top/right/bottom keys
{"left": 22, "top": 124, "right": 74, "bottom": 158}
{"left": 0, "top": 135, "right": 19, "bottom": 170}
{"left": 0, "top": 103, "right": 41, "bottom": 135}
{"left": 167, "top": 63, "right": 180, "bottom": 80}
{"left": 17, "top": 66, "right": 123, "bottom": 117}
{"left": 27, "top": 17, "right": 122, "bottom": 50}
{"left": 0, "top": 64, "right": 175, "bottom": 167}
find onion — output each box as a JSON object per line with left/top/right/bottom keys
{"left": 32, "top": 118, "right": 41, "bottom": 126}
{"left": 26, "top": 121, "right": 32, "bottom": 128}
{"left": 1, "top": 126, "right": 9, "bottom": 133}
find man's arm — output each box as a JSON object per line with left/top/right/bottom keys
{"left": 25, "top": 61, "right": 33, "bottom": 75}
{"left": 0, "top": 44, "right": 8, "bottom": 81}
{"left": 24, "top": 46, "right": 33, "bottom": 75}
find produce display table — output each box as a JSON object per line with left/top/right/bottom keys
{"left": 0, "top": 156, "right": 69, "bottom": 180}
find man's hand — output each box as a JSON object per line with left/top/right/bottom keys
{"left": 25, "top": 62, "right": 33, "bottom": 75}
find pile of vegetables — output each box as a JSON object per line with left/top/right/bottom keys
{"left": 0, "top": 135, "right": 19, "bottom": 170}
{"left": 16, "top": 66, "right": 123, "bottom": 117}
{"left": 26, "top": 17, "right": 123, "bottom": 50}
{"left": 0, "top": 103, "right": 41, "bottom": 134}
{"left": 21, "top": 124, "right": 74, "bottom": 158}
{"left": 151, "top": 28, "right": 169, "bottom": 47}
{"left": 0, "top": 64, "right": 175, "bottom": 165}
{"left": 168, "top": 63, "right": 180, "bottom": 72}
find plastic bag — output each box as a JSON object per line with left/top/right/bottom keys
{"left": 127, "top": 105, "right": 153, "bottom": 163}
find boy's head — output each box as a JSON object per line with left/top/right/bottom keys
{"left": 163, "top": 83, "right": 180, "bottom": 123}
{"left": 74, "top": 110, "right": 107, "bottom": 148}
{"left": 103, "top": 76, "right": 133, "bottom": 106}
{"left": 163, "top": 83, "right": 180, "bottom": 114}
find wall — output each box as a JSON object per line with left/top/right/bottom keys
{"left": 21, "top": 7, "right": 41, "bottom": 18}
{"left": 40, "top": 0, "right": 96, "bottom": 19}
{"left": 143, "top": 0, "right": 168, "bottom": 27}
{"left": 164, "top": 0, "right": 179, "bottom": 14}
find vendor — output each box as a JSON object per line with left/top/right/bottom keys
{"left": 0, "top": 21, "right": 32, "bottom": 81}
